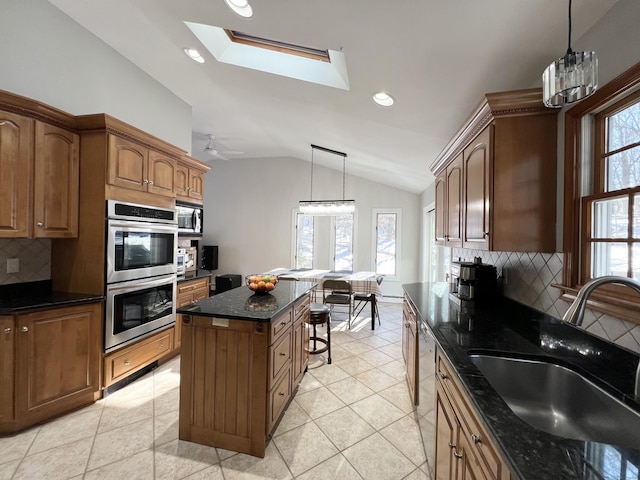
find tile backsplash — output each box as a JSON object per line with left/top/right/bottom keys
{"left": 0, "top": 239, "right": 51, "bottom": 285}
{"left": 452, "top": 248, "right": 640, "bottom": 355}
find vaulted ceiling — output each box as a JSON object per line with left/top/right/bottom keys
{"left": 48, "top": 0, "right": 617, "bottom": 193}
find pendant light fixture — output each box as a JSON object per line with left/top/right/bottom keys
{"left": 542, "top": 0, "right": 598, "bottom": 108}
{"left": 299, "top": 144, "right": 355, "bottom": 216}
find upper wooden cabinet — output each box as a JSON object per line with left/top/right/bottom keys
{"left": 108, "top": 135, "right": 176, "bottom": 198}
{"left": 431, "top": 89, "right": 558, "bottom": 253}
{"left": 176, "top": 155, "right": 209, "bottom": 203}
{"left": 0, "top": 109, "right": 79, "bottom": 239}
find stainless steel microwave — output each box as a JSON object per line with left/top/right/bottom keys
{"left": 176, "top": 201, "right": 203, "bottom": 236}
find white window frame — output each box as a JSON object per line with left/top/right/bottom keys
{"left": 291, "top": 210, "right": 316, "bottom": 269}
{"left": 372, "top": 208, "right": 401, "bottom": 281}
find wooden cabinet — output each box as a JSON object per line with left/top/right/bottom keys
{"left": 0, "top": 111, "right": 79, "bottom": 238}
{"left": 107, "top": 135, "right": 176, "bottom": 198}
{"left": 435, "top": 153, "right": 463, "bottom": 247}
{"left": 430, "top": 89, "right": 558, "bottom": 253}
{"left": 0, "top": 302, "right": 102, "bottom": 434}
{"left": 103, "top": 327, "right": 174, "bottom": 387}
{"left": 402, "top": 295, "right": 419, "bottom": 405}
{"left": 176, "top": 156, "right": 207, "bottom": 203}
{"left": 292, "top": 296, "right": 310, "bottom": 386}
{"left": 176, "top": 277, "right": 210, "bottom": 350}
{"left": 179, "top": 293, "right": 311, "bottom": 458}
{"left": 435, "top": 350, "right": 511, "bottom": 480}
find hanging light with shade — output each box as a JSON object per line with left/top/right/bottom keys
{"left": 542, "top": 0, "right": 598, "bottom": 108}
{"left": 299, "top": 144, "right": 355, "bottom": 216}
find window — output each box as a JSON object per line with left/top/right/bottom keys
{"left": 373, "top": 209, "right": 401, "bottom": 279}
{"left": 293, "top": 212, "right": 355, "bottom": 270}
{"left": 333, "top": 214, "right": 354, "bottom": 271}
{"left": 563, "top": 61, "right": 640, "bottom": 321}
{"left": 294, "top": 213, "right": 314, "bottom": 269}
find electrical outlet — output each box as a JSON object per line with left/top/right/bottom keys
{"left": 6, "top": 258, "right": 19, "bottom": 274}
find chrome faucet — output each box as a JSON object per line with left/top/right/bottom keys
{"left": 562, "top": 275, "right": 640, "bottom": 399}
{"left": 563, "top": 276, "right": 640, "bottom": 326}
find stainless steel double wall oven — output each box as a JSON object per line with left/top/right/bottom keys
{"left": 105, "top": 200, "right": 177, "bottom": 352}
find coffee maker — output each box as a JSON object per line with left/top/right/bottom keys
{"left": 450, "top": 257, "right": 497, "bottom": 303}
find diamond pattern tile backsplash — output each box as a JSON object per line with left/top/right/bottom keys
{"left": 452, "top": 248, "right": 640, "bottom": 355}
{"left": 0, "top": 239, "right": 51, "bottom": 285}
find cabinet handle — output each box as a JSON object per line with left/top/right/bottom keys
{"left": 483, "top": 232, "right": 489, "bottom": 239}
{"left": 21, "top": 325, "right": 28, "bottom": 333}
{"left": 159, "top": 343, "right": 165, "bottom": 348}
{"left": 192, "top": 285, "right": 197, "bottom": 289}
{"left": 124, "top": 360, "right": 131, "bottom": 366}
{"left": 148, "top": 180, "right": 154, "bottom": 185}
{"left": 454, "top": 450, "right": 463, "bottom": 459}
{"left": 3, "top": 327, "right": 11, "bottom": 334}
{"left": 471, "top": 433, "right": 482, "bottom": 444}
{"left": 279, "top": 352, "right": 286, "bottom": 357}
{"left": 448, "top": 441, "right": 457, "bottom": 449}
{"left": 36, "top": 222, "right": 44, "bottom": 228}
{"left": 439, "top": 372, "right": 448, "bottom": 380}
{"left": 279, "top": 391, "right": 285, "bottom": 396}
{"left": 280, "top": 321, "right": 287, "bottom": 326}
{"left": 143, "top": 179, "right": 149, "bottom": 184}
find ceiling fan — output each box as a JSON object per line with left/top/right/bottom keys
{"left": 201, "top": 134, "right": 243, "bottom": 161}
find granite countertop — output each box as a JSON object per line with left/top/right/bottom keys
{"left": 403, "top": 282, "right": 640, "bottom": 480}
{"left": 177, "top": 269, "right": 213, "bottom": 283}
{"left": 177, "top": 281, "right": 315, "bottom": 322}
{"left": 0, "top": 280, "right": 105, "bottom": 314}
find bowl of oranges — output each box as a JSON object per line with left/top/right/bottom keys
{"left": 246, "top": 274, "right": 279, "bottom": 294}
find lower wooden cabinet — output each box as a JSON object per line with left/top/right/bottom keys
{"left": 402, "top": 295, "right": 419, "bottom": 405}
{"left": 435, "top": 350, "right": 511, "bottom": 480}
{"left": 179, "top": 293, "right": 311, "bottom": 458}
{"left": 0, "top": 302, "right": 102, "bottom": 434}
{"left": 176, "top": 277, "right": 210, "bottom": 350}
{"left": 103, "top": 327, "right": 174, "bottom": 387}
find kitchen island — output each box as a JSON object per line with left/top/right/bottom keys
{"left": 176, "top": 281, "right": 313, "bottom": 457}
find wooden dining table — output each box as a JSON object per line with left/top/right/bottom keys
{"left": 263, "top": 268, "right": 383, "bottom": 330}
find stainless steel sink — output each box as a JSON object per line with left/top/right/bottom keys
{"left": 468, "top": 353, "right": 640, "bottom": 448}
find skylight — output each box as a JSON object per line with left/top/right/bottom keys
{"left": 184, "top": 22, "right": 350, "bottom": 90}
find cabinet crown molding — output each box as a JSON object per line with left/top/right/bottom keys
{"left": 429, "top": 88, "right": 558, "bottom": 176}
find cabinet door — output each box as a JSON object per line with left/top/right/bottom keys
{"left": 15, "top": 303, "right": 101, "bottom": 420}
{"left": 175, "top": 163, "right": 190, "bottom": 198}
{"left": 434, "top": 172, "right": 447, "bottom": 245}
{"left": 463, "top": 127, "right": 492, "bottom": 250}
{"left": 34, "top": 122, "right": 79, "bottom": 238}
{"left": 0, "top": 316, "right": 15, "bottom": 424}
{"left": 446, "top": 154, "right": 463, "bottom": 248}
{"left": 107, "top": 135, "right": 148, "bottom": 191}
{"left": 0, "top": 112, "right": 33, "bottom": 238}
{"left": 148, "top": 150, "right": 176, "bottom": 198}
{"left": 435, "top": 383, "right": 458, "bottom": 480}
{"left": 457, "top": 435, "right": 482, "bottom": 480}
{"left": 188, "top": 169, "right": 205, "bottom": 201}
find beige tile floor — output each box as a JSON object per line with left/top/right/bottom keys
{"left": 0, "top": 301, "right": 429, "bottom": 480}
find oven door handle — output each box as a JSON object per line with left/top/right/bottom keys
{"left": 108, "top": 275, "right": 176, "bottom": 293}
{"left": 108, "top": 219, "right": 178, "bottom": 233}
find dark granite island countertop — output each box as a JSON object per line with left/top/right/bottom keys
{"left": 403, "top": 282, "right": 640, "bottom": 480}
{"left": 177, "top": 281, "right": 315, "bottom": 321}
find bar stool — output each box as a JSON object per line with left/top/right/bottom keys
{"left": 309, "top": 303, "right": 331, "bottom": 364}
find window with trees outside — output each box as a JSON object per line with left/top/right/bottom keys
{"left": 294, "top": 212, "right": 354, "bottom": 270}
{"left": 294, "top": 213, "right": 314, "bottom": 269}
{"left": 374, "top": 209, "right": 401, "bottom": 279}
{"left": 563, "top": 62, "right": 640, "bottom": 322}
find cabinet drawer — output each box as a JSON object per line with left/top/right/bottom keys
{"left": 270, "top": 309, "right": 292, "bottom": 343}
{"left": 293, "top": 296, "right": 310, "bottom": 322}
{"left": 104, "top": 328, "right": 173, "bottom": 386}
{"left": 267, "top": 366, "right": 291, "bottom": 433}
{"left": 178, "top": 278, "right": 209, "bottom": 295}
{"left": 269, "top": 329, "right": 292, "bottom": 387}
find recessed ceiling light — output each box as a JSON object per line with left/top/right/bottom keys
{"left": 373, "top": 92, "right": 394, "bottom": 107}
{"left": 184, "top": 48, "right": 205, "bottom": 63}
{"left": 224, "top": 0, "right": 253, "bottom": 18}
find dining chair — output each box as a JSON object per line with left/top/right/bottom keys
{"left": 352, "top": 275, "right": 383, "bottom": 328}
{"left": 322, "top": 279, "right": 353, "bottom": 328}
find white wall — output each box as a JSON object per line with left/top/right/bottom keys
{"left": 201, "top": 156, "right": 420, "bottom": 297}
{"left": 0, "top": 0, "right": 192, "bottom": 150}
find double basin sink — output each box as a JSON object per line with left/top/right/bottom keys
{"left": 468, "top": 352, "right": 640, "bottom": 449}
